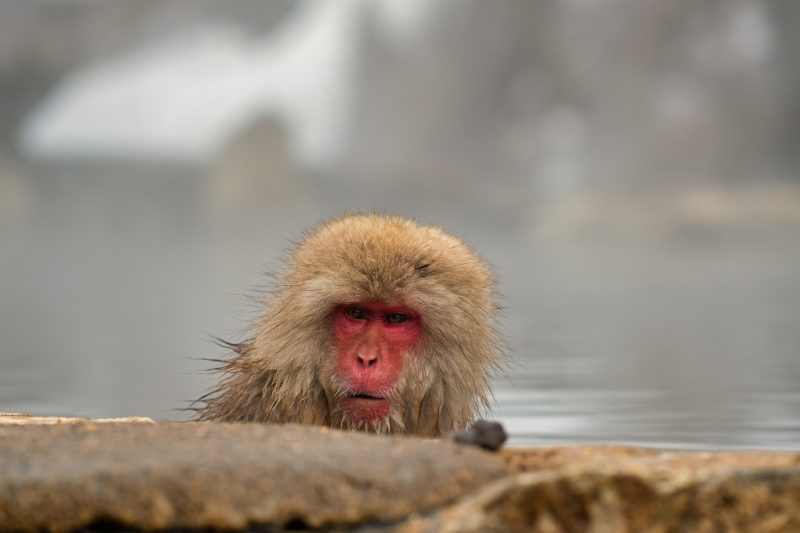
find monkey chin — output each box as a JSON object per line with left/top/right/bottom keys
{"left": 340, "top": 396, "right": 392, "bottom": 427}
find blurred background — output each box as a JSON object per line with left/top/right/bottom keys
{"left": 1, "top": 0, "right": 799, "bottom": 448}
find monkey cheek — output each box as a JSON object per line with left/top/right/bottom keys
{"left": 340, "top": 397, "right": 392, "bottom": 425}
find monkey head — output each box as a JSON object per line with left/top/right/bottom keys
{"left": 199, "top": 213, "right": 502, "bottom": 437}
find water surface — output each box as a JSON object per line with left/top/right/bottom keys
{"left": 2, "top": 164, "right": 798, "bottom": 450}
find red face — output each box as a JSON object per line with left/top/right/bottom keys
{"left": 331, "top": 301, "right": 422, "bottom": 426}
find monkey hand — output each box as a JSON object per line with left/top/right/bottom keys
{"left": 447, "top": 420, "right": 508, "bottom": 452}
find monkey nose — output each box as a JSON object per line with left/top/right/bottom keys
{"left": 356, "top": 351, "right": 378, "bottom": 367}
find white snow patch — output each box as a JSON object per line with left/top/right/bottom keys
{"left": 19, "top": 0, "right": 367, "bottom": 168}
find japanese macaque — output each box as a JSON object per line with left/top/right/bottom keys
{"left": 198, "top": 213, "right": 501, "bottom": 436}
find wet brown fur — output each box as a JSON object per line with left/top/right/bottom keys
{"left": 197, "top": 213, "right": 501, "bottom": 437}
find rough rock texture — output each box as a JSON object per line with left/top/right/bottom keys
{"left": 0, "top": 421, "right": 512, "bottom": 532}
{"left": 2, "top": 417, "right": 799, "bottom": 532}
{"left": 402, "top": 446, "right": 800, "bottom": 532}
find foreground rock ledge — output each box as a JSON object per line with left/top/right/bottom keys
{"left": 0, "top": 420, "right": 513, "bottom": 532}
{"left": 404, "top": 446, "right": 800, "bottom": 532}
{"left": 0, "top": 411, "right": 153, "bottom": 425}
{"left": 1, "top": 418, "right": 798, "bottom": 532}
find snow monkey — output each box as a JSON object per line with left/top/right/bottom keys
{"left": 198, "top": 213, "right": 502, "bottom": 436}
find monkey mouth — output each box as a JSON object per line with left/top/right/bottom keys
{"left": 346, "top": 392, "right": 386, "bottom": 401}
{"left": 341, "top": 392, "right": 391, "bottom": 424}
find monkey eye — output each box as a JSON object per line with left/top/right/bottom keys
{"left": 344, "top": 307, "right": 368, "bottom": 320}
{"left": 384, "top": 313, "right": 408, "bottom": 324}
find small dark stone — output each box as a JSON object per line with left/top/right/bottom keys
{"left": 447, "top": 420, "right": 508, "bottom": 452}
